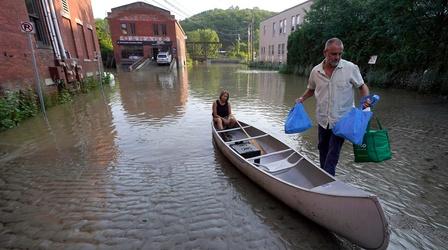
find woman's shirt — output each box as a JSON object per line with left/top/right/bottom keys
{"left": 215, "top": 100, "right": 229, "bottom": 117}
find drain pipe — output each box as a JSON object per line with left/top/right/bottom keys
{"left": 47, "top": 0, "right": 67, "bottom": 59}
{"left": 42, "top": 0, "right": 61, "bottom": 59}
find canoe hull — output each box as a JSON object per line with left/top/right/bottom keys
{"left": 212, "top": 122, "right": 389, "bottom": 250}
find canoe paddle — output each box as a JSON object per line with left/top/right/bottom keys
{"left": 236, "top": 119, "right": 266, "bottom": 155}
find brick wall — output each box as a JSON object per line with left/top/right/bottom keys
{"left": 0, "top": 0, "right": 54, "bottom": 91}
{"left": 0, "top": 0, "right": 101, "bottom": 94}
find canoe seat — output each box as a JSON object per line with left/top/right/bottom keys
{"left": 254, "top": 153, "right": 303, "bottom": 173}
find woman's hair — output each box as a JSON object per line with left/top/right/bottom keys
{"left": 219, "top": 90, "right": 230, "bottom": 102}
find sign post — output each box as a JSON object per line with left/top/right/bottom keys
{"left": 21, "top": 21, "right": 46, "bottom": 116}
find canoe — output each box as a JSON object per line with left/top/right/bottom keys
{"left": 212, "top": 120, "right": 389, "bottom": 250}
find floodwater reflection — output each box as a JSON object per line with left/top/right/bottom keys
{"left": 0, "top": 64, "right": 447, "bottom": 249}
{"left": 116, "top": 69, "right": 188, "bottom": 122}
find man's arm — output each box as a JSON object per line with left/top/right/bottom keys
{"left": 358, "top": 83, "right": 369, "bottom": 96}
{"left": 296, "top": 88, "right": 315, "bottom": 103}
{"left": 358, "top": 84, "right": 371, "bottom": 108}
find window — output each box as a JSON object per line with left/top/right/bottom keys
{"left": 272, "top": 22, "right": 275, "bottom": 36}
{"left": 279, "top": 20, "right": 283, "bottom": 34}
{"left": 61, "top": 0, "right": 70, "bottom": 15}
{"left": 263, "top": 25, "right": 266, "bottom": 35}
{"left": 296, "top": 15, "right": 301, "bottom": 27}
{"left": 88, "top": 28, "right": 97, "bottom": 55}
{"left": 121, "top": 23, "right": 128, "bottom": 35}
{"left": 271, "top": 45, "right": 274, "bottom": 55}
{"left": 153, "top": 24, "right": 159, "bottom": 35}
{"left": 61, "top": 17, "right": 77, "bottom": 58}
{"left": 25, "top": 0, "right": 50, "bottom": 47}
{"left": 281, "top": 43, "right": 285, "bottom": 55}
{"left": 283, "top": 19, "right": 287, "bottom": 33}
{"left": 129, "top": 23, "right": 136, "bottom": 35}
{"left": 291, "top": 16, "right": 295, "bottom": 29}
{"left": 278, "top": 44, "right": 281, "bottom": 55}
{"left": 161, "top": 24, "right": 167, "bottom": 36}
{"left": 77, "top": 24, "right": 89, "bottom": 59}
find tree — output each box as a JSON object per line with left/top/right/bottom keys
{"left": 95, "top": 18, "right": 113, "bottom": 66}
{"left": 186, "top": 29, "right": 220, "bottom": 60}
{"left": 181, "top": 7, "right": 274, "bottom": 50}
{"left": 287, "top": 0, "right": 448, "bottom": 92}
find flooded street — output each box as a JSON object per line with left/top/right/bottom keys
{"left": 1, "top": 64, "right": 447, "bottom": 249}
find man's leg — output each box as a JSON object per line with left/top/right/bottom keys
{"left": 318, "top": 125, "right": 331, "bottom": 170}
{"left": 323, "top": 133, "right": 345, "bottom": 176}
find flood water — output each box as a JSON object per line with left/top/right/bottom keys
{"left": 0, "top": 64, "right": 447, "bottom": 249}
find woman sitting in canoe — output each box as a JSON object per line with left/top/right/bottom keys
{"left": 213, "top": 90, "right": 237, "bottom": 130}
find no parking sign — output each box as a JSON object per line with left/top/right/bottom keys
{"left": 21, "top": 21, "right": 35, "bottom": 33}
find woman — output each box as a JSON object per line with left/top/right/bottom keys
{"left": 212, "top": 90, "right": 237, "bottom": 130}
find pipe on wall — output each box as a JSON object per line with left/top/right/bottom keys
{"left": 41, "top": 0, "right": 61, "bottom": 59}
{"left": 47, "top": 0, "right": 67, "bottom": 59}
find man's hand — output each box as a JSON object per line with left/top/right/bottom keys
{"left": 296, "top": 97, "right": 305, "bottom": 103}
{"left": 362, "top": 98, "right": 372, "bottom": 109}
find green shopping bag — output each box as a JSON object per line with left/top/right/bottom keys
{"left": 353, "top": 117, "right": 392, "bottom": 162}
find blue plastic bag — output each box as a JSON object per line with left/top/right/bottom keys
{"left": 284, "top": 103, "right": 312, "bottom": 134}
{"left": 333, "top": 107, "right": 373, "bottom": 145}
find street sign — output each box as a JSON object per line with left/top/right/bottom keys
{"left": 21, "top": 21, "right": 35, "bottom": 33}
{"left": 368, "top": 55, "right": 378, "bottom": 65}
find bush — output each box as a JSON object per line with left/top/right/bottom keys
{"left": 0, "top": 89, "right": 38, "bottom": 131}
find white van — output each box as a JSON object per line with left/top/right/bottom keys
{"left": 156, "top": 51, "right": 172, "bottom": 65}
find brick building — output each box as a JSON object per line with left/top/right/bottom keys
{"left": 0, "top": 0, "right": 101, "bottom": 93}
{"left": 107, "top": 2, "right": 187, "bottom": 67}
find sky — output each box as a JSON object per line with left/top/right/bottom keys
{"left": 92, "top": 0, "right": 307, "bottom": 20}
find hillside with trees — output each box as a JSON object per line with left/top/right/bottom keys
{"left": 181, "top": 7, "right": 274, "bottom": 59}
{"left": 287, "top": 0, "right": 448, "bottom": 94}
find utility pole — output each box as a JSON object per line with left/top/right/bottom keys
{"left": 247, "top": 24, "right": 251, "bottom": 62}
{"left": 237, "top": 34, "right": 240, "bottom": 55}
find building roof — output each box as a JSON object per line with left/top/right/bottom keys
{"left": 261, "top": 0, "right": 314, "bottom": 22}
{"left": 107, "top": 1, "right": 171, "bottom": 17}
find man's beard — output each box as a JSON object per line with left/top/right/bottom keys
{"left": 329, "top": 60, "right": 339, "bottom": 67}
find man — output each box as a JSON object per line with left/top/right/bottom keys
{"left": 297, "top": 38, "right": 370, "bottom": 176}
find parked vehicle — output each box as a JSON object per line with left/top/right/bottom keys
{"left": 156, "top": 51, "right": 172, "bottom": 65}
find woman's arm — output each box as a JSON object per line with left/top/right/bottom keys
{"left": 212, "top": 101, "right": 219, "bottom": 118}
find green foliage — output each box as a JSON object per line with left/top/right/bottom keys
{"left": 57, "top": 88, "right": 73, "bottom": 104}
{"left": 81, "top": 77, "right": 100, "bottom": 92}
{"left": 0, "top": 89, "right": 38, "bottom": 130}
{"left": 181, "top": 7, "right": 274, "bottom": 50}
{"left": 186, "top": 29, "right": 220, "bottom": 59}
{"left": 95, "top": 18, "right": 113, "bottom": 66}
{"left": 227, "top": 41, "right": 248, "bottom": 60}
{"left": 102, "top": 72, "right": 112, "bottom": 85}
{"left": 287, "top": 0, "right": 448, "bottom": 93}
